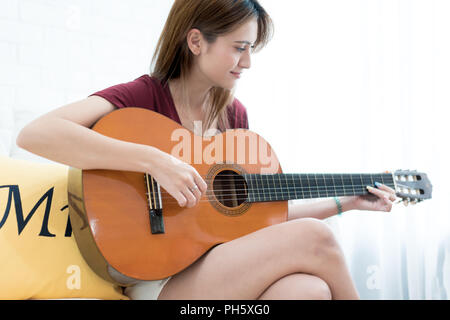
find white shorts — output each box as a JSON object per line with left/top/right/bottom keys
{"left": 124, "top": 277, "right": 171, "bottom": 300}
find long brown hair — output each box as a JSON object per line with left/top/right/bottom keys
{"left": 150, "top": 0, "right": 273, "bottom": 132}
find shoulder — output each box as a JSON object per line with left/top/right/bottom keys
{"left": 116, "top": 74, "right": 161, "bottom": 95}
{"left": 228, "top": 97, "right": 249, "bottom": 129}
{"left": 89, "top": 74, "right": 163, "bottom": 109}
{"left": 231, "top": 97, "right": 246, "bottom": 113}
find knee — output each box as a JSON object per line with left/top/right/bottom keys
{"left": 292, "top": 218, "right": 341, "bottom": 258}
{"left": 307, "top": 277, "right": 332, "bottom": 300}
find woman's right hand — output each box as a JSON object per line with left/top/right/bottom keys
{"left": 147, "top": 148, "right": 207, "bottom": 208}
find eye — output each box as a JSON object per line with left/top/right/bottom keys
{"left": 236, "top": 47, "right": 246, "bottom": 52}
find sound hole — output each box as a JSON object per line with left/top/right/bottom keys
{"left": 213, "top": 170, "right": 248, "bottom": 208}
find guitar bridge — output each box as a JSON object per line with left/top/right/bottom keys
{"left": 149, "top": 209, "right": 164, "bottom": 234}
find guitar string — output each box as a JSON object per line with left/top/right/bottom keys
{"left": 152, "top": 183, "right": 397, "bottom": 194}
{"left": 144, "top": 175, "right": 395, "bottom": 190}
{"left": 144, "top": 174, "right": 395, "bottom": 191}
{"left": 144, "top": 198, "right": 407, "bottom": 206}
{"left": 142, "top": 175, "right": 399, "bottom": 203}
{"left": 146, "top": 181, "right": 405, "bottom": 204}
{"left": 145, "top": 192, "right": 402, "bottom": 205}
{"left": 152, "top": 191, "right": 375, "bottom": 201}
{"left": 152, "top": 194, "right": 397, "bottom": 204}
{"left": 143, "top": 186, "right": 400, "bottom": 205}
{"left": 149, "top": 194, "right": 398, "bottom": 204}
{"left": 144, "top": 173, "right": 396, "bottom": 177}
{"left": 144, "top": 174, "right": 395, "bottom": 177}
{"left": 144, "top": 174, "right": 395, "bottom": 183}
{"left": 153, "top": 185, "right": 396, "bottom": 195}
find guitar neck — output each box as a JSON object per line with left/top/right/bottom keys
{"left": 243, "top": 173, "right": 395, "bottom": 202}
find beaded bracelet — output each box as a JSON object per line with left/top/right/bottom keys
{"left": 334, "top": 197, "right": 343, "bottom": 215}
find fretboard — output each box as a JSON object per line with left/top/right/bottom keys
{"left": 243, "top": 173, "right": 395, "bottom": 202}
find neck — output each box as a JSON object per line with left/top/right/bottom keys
{"left": 243, "top": 172, "right": 396, "bottom": 202}
{"left": 169, "top": 71, "right": 213, "bottom": 113}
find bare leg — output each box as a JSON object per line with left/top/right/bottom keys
{"left": 258, "top": 273, "right": 332, "bottom": 300}
{"left": 158, "top": 218, "right": 359, "bottom": 300}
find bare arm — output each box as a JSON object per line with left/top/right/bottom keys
{"left": 16, "top": 95, "right": 207, "bottom": 208}
{"left": 287, "top": 197, "right": 356, "bottom": 220}
{"left": 16, "top": 96, "right": 157, "bottom": 173}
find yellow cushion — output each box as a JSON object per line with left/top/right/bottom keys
{"left": 0, "top": 156, "right": 128, "bottom": 299}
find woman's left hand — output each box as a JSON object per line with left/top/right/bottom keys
{"left": 346, "top": 182, "right": 397, "bottom": 212}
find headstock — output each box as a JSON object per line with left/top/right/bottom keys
{"left": 393, "top": 170, "right": 432, "bottom": 206}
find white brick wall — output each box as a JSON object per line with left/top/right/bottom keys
{"left": 0, "top": 0, "right": 173, "bottom": 161}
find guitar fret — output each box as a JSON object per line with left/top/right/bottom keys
{"left": 247, "top": 174, "right": 253, "bottom": 202}
{"left": 349, "top": 174, "right": 355, "bottom": 195}
{"left": 334, "top": 174, "right": 339, "bottom": 196}
{"left": 360, "top": 173, "right": 364, "bottom": 195}
{"left": 353, "top": 174, "right": 362, "bottom": 196}
{"left": 256, "top": 174, "right": 261, "bottom": 202}
{"left": 264, "top": 174, "right": 269, "bottom": 201}
{"left": 251, "top": 174, "right": 255, "bottom": 202}
{"left": 260, "top": 174, "right": 266, "bottom": 201}
{"left": 314, "top": 174, "right": 319, "bottom": 198}
{"left": 306, "top": 174, "right": 315, "bottom": 198}
{"left": 269, "top": 175, "right": 273, "bottom": 200}
{"left": 254, "top": 174, "right": 260, "bottom": 202}
{"left": 291, "top": 174, "right": 297, "bottom": 199}
{"left": 331, "top": 176, "right": 335, "bottom": 196}
{"left": 341, "top": 174, "right": 348, "bottom": 196}
{"left": 315, "top": 174, "right": 321, "bottom": 198}
{"left": 299, "top": 174, "right": 304, "bottom": 199}
{"left": 267, "top": 174, "right": 278, "bottom": 200}
{"left": 319, "top": 174, "right": 325, "bottom": 198}
{"left": 272, "top": 174, "right": 278, "bottom": 200}
{"left": 373, "top": 174, "right": 382, "bottom": 189}
{"left": 362, "top": 174, "right": 372, "bottom": 195}
{"left": 297, "top": 175, "right": 302, "bottom": 199}
{"left": 273, "top": 174, "right": 279, "bottom": 200}
{"left": 306, "top": 174, "right": 314, "bottom": 198}
{"left": 263, "top": 174, "right": 268, "bottom": 201}
{"left": 324, "top": 174, "right": 334, "bottom": 197}
{"left": 275, "top": 174, "right": 280, "bottom": 200}
{"left": 291, "top": 174, "right": 298, "bottom": 199}
{"left": 283, "top": 174, "right": 290, "bottom": 200}
{"left": 275, "top": 175, "right": 280, "bottom": 199}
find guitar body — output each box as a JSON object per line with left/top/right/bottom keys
{"left": 68, "top": 107, "right": 287, "bottom": 284}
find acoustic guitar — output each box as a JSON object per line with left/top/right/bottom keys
{"left": 67, "top": 107, "right": 432, "bottom": 285}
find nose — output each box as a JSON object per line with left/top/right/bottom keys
{"left": 238, "top": 49, "right": 251, "bottom": 69}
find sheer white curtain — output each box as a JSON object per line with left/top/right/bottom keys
{"left": 236, "top": 0, "right": 449, "bottom": 299}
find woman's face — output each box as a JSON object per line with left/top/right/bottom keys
{"left": 193, "top": 18, "right": 258, "bottom": 90}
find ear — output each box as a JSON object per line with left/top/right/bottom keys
{"left": 186, "top": 28, "right": 204, "bottom": 56}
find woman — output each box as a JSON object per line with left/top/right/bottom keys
{"left": 16, "top": 0, "right": 396, "bottom": 300}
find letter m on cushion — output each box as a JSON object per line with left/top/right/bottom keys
{"left": 0, "top": 185, "right": 55, "bottom": 237}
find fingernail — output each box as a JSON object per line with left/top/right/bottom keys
{"left": 374, "top": 181, "right": 382, "bottom": 188}
{"left": 366, "top": 186, "right": 374, "bottom": 191}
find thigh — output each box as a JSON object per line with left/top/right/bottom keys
{"left": 158, "top": 218, "right": 338, "bottom": 300}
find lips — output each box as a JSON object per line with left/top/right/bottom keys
{"left": 230, "top": 71, "right": 241, "bottom": 78}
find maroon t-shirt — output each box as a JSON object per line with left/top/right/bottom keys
{"left": 88, "top": 74, "right": 249, "bottom": 131}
